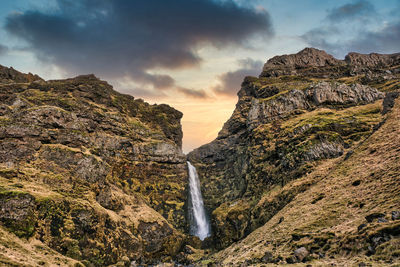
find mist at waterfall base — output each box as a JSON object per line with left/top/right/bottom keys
{"left": 187, "top": 161, "right": 211, "bottom": 240}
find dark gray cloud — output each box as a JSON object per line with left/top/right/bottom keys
{"left": 177, "top": 87, "right": 209, "bottom": 99}
{"left": 347, "top": 22, "right": 400, "bottom": 54}
{"left": 0, "top": 44, "right": 8, "bottom": 55}
{"left": 326, "top": 0, "right": 376, "bottom": 22}
{"left": 390, "top": 0, "right": 400, "bottom": 17}
{"left": 119, "top": 87, "right": 167, "bottom": 99}
{"left": 5, "top": 0, "right": 273, "bottom": 91}
{"left": 303, "top": 22, "right": 400, "bottom": 56}
{"left": 301, "top": 26, "right": 340, "bottom": 54}
{"left": 213, "top": 58, "right": 263, "bottom": 96}
{"left": 301, "top": 0, "right": 399, "bottom": 57}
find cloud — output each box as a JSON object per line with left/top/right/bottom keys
{"left": 121, "top": 87, "right": 167, "bottom": 99}
{"left": 213, "top": 58, "right": 263, "bottom": 96}
{"left": 301, "top": 26, "right": 340, "bottom": 53}
{"left": 177, "top": 87, "right": 209, "bottom": 99}
{"left": 390, "top": 0, "right": 400, "bottom": 17}
{"left": 129, "top": 73, "right": 176, "bottom": 90}
{"left": 0, "top": 44, "right": 8, "bottom": 56}
{"left": 5, "top": 0, "right": 273, "bottom": 92}
{"left": 347, "top": 21, "right": 400, "bottom": 54}
{"left": 301, "top": 0, "right": 399, "bottom": 57}
{"left": 326, "top": 0, "right": 376, "bottom": 22}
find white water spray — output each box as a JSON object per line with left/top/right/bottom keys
{"left": 187, "top": 161, "right": 211, "bottom": 240}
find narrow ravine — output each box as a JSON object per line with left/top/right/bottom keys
{"left": 187, "top": 161, "right": 211, "bottom": 240}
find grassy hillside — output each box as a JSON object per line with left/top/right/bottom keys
{"left": 203, "top": 95, "right": 400, "bottom": 266}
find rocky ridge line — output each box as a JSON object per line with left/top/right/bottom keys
{"left": 261, "top": 47, "right": 400, "bottom": 78}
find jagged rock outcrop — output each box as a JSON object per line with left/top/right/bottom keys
{"left": 345, "top": 52, "right": 400, "bottom": 72}
{"left": 0, "top": 64, "right": 42, "bottom": 83}
{"left": 247, "top": 81, "right": 384, "bottom": 127}
{"left": 260, "top": 47, "right": 400, "bottom": 78}
{"left": 0, "top": 66, "right": 191, "bottom": 265}
{"left": 261, "top": 47, "right": 344, "bottom": 77}
{"left": 188, "top": 48, "right": 399, "bottom": 253}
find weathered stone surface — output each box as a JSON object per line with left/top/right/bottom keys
{"left": 0, "top": 69, "right": 189, "bottom": 265}
{"left": 247, "top": 82, "right": 384, "bottom": 127}
{"left": 261, "top": 48, "right": 344, "bottom": 77}
{"left": 345, "top": 52, "right": 400, "bottom": 73}
{"left": 309, "top": 82, "right": 384, "bottom": 105}
{"left": 0, "top": 191, "right": 36, "bottom": 238}
{"left": 382, "top": 91, "right": 400, "bottom": 114}
{"left": 294, "top": 247, "right": 309, "bottom": 262}
{"left": 260, "top": 47, "right": 400, "bottom": 78}
{"left": 0, "top": 64, "right": 42, "bottom": 83}
{"left": 303, "top": 140, "right": 344, "bottom": 161}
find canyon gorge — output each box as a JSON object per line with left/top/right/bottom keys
{"left": 0, "top": 48, "right": 399, "bottom": 266}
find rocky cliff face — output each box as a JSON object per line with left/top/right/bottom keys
{"left": 0, "top": 65, "right": 193, "bottom": 266}
{"left": 260, "top": 47, "right": 400, "bottom": 78}
{"left": 213, "top": 95, "right": 400, "bottom": 266}
{"left": 1, "top": 47, "right": 399, "bottom": 266}
{"left": 0, "top": 65, "right": 42, "bottom": 83}
{"left": 188, "top": 48, "right": 400, "bottom": 266}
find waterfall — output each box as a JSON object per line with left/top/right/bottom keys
{"left": 187, "top": 161, "right": 211, "bottom": 240}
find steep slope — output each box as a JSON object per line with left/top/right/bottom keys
{"left": 188, "top": 48, "right": 400, "bottom": 265}
{"left": 0, "top": 66, "right": 191, "bottom": 266}
{"left": 212, "top": 95, "right": 400, "bottom": 266}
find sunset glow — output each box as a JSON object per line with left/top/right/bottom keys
{"left": 0, "top": 0, "right": 399, "bottom": 152}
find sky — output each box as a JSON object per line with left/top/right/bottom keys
{"left": 0, "top": 0, "right": 399, "bottom": 153}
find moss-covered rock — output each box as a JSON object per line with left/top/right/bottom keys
{"left": 0, "top": 68, "right": 189, "bottom": 265}
{"left": 0, "top": 190, "right": 36, "bottom": 238}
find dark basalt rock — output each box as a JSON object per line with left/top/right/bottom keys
{"left": 358, "top": 224, "right": 367, "bottom": 231}
{"left": 392, "top": 211, "right": 400, "bottom": 220}
{"left": 382, "top": 91, "right": 400, "bottom": 115}
{"left": 365, "top": 213, "right": 386, "bottom": 223}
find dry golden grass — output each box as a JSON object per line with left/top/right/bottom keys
{"left": 0, "top": 226, "right": 81, "bottom": 267}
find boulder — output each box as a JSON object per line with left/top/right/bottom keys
{"left": 391, "top": 211, "right": 400, "bottom": 220}
{"left": 365, "top": 213, "right": 386, "bottom": 223}
{"left": 294, "top": 247, "right": 309, "bottom": 262}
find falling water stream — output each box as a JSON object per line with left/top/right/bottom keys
{"left": 187, "top": 161, "right": 211, "bottom": 240}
